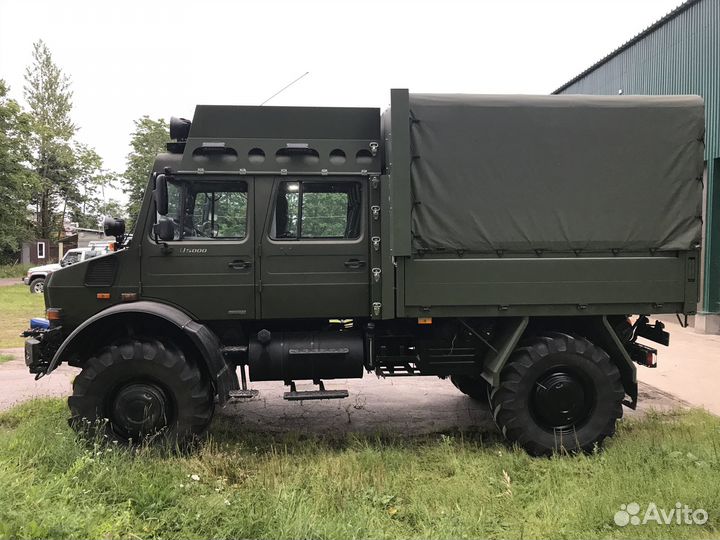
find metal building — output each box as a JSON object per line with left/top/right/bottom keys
{"left": 554, "top": 0, "right": 720, "bottom": 332}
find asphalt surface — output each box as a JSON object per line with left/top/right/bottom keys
{"left": 0, "top": 347, "right": 688, "bottom": 436}
{"left": 637, "top": 318, "right": 720, "bottom": 415}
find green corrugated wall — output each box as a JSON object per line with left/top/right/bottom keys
{"left": 555, "top": 0, "right": 720, "bottom": 313}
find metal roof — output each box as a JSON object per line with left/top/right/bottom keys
{"left": 552, "top": 0, "right": 701, "bottom": 94}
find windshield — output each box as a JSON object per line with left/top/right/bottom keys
{"left": 62, "top": 252, "right": 81, "bottom": 265}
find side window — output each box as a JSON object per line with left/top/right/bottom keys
{"left": 170, "top": 181, "right": 248, "bottom": 240}
{"left": 37, "top": 241, "right": 45, "bottom": 259}
{"left": 271, "top": 181, "right": 361, "bottom": 240}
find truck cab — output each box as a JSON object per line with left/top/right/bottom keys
{"left": 24, "top": 91, "right": 703, "bottom": 455}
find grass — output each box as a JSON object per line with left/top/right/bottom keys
{"left": 0, "top": 284, "right": 45, "bottom": 348}
{"left": 0, "top": 354, "right": 14, "bottom": 364}
{"left": 0, "top": 400, "right": 718, "bottom": 539}
{"left": 0, "top": 263, "right": 32, "bottom": 279}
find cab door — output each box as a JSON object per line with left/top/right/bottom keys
{"left": 142, "top": 177, "right": 256, "bottom": 320}
{"left": 257, "top": 176, "right": 369, "bottom": 319}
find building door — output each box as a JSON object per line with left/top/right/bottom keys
{"left": 142, "top": 176, "right": 256, "bottom": 321}
{"left": 256, "top": 176, "right": 369, "bottom": 319}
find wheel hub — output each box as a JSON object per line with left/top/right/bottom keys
{"left": 532, "top": 371, "right": 591, "bottom": 430}
{"left": 110, "top": 383, "right": 169, "bottom": 438}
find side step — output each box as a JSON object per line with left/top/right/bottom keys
{"left": 229, "top": 389, "right": 259, "bottom": 399}
{"left": 283, "top": 381, "right": 349, "bottom": 401}
{"left": 228, "top": 364, "right": 258, "bottom": 400}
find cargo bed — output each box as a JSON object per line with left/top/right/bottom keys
{"left": 379, "top": 90, "right": 704, "bottom": 319}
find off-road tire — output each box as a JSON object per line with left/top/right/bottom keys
{"left": 29, "top": 278, "right": 44, "bottom": 294}
{"left": 490, "top": 332, "right": 624, "bottom": 456}
{"left": 450, "top": 375, "right": 491, "bottom": 402}
{"left": 68, "top": 338, "right": 214, "bottom": 445}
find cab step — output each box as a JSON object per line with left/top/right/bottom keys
{"left": 228, "top": 363, "right": 258, "bottom": 400}
{"left": 283, "top": 381, "right": 349, "bottom": 401}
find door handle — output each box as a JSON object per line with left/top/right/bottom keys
{"left": 228, "top": 260, "right": 251, "bottom": 270}
{"left": 344, "top": 259, "right": 365, "bottom": 269}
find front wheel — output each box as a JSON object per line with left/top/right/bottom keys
{"left": 29, "top": 278, "right": 45, "bottom": 294}
{"left": 490, "top": 333, "right": 624, "bottom": 456}
{"left": 68, "top": 338, "right": 214, "bottom": 445}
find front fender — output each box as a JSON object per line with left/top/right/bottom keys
{"left": 49, "top": 301, "right": 238, "bottom": 404}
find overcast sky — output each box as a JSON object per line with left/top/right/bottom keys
{"left": 1, "top": 0, "right": 683, "bottom": 189}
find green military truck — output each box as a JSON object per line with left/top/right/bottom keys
{"left": 24, "top": 90, "right": 704, "bottom": 455}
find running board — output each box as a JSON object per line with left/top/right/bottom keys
{"left": 283, "top": 381, "right": 349, "bottom": 401}
{"left": 229, "top": 389, "right": 259, "bottom": 399}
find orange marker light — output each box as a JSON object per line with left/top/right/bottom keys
{"left": 46, "top": 308, "right": 62, "bottom": 321}
{"left": 418, "top": 317, "right": 433, "bottom": 325}
{"left": 96, "top": 293, "right": 111, "bottom": 300}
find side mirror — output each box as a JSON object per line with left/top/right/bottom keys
{"left": 153, "top": 217, "right": 175, "bottom": 241}
{"left": 60, "top": 259, "right": 67, "bottom": 267}
{"left": 154, "top": 174, "right": 168, "bottom": 216}
{"left": 103, "top": 216, "right": 126, "bottom": 239}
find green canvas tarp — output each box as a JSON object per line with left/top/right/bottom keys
{"left": 408, "top": 93, "right": 704, "bottom": 253}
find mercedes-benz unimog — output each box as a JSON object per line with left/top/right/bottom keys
{"left": 23, "top": 90, "right": 704, "bottom": 455}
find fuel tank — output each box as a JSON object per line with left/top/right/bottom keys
{"left": 249, "top": 330, "right": 364, "bottom": 382}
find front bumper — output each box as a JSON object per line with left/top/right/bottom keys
{"left": 22, "top": 326, "right": 63, "bottom": 376}
{"left": 22, "top": 276, "right": 29, "bottom": 285}
{"left": 24, "top": 338, "right": 43, "bottom": 372}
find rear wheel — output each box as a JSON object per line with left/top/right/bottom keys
{"left": 490, "top": 333, "right": 624, "bottom": 456}
{"left": 450, "top": 375, "right": 491, "bottom": 402}
{"left": 68, "top": 338, "right": 214, "bottom": 445}
{"left": 29, "top": 278, "right": 44, "bottom": 294}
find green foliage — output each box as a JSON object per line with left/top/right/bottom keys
{"left": 0, "top": 400, "right": 719, "bottom": 539}
{"left": 0, "top": 284, "right": 45, "bottom": 348}
{"left": 0, "top": 263, "right": 32, "bottom": 278}
{"left": 123, "top": 116, "right": 168, "bottom": 225}
{"left": 64, "top": 142, "right": 120, "bottom": 229}
{"left": 0, "top": 80, "right": 33, "bottom": 264}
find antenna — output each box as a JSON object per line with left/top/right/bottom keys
{"left": 260, "top": 71, "right": 310, "bottom": 106}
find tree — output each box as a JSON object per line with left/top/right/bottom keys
{"left": 123, "top": 116, "right": 168, "bottom": 224}
{"left": 23, "top": 39, "right": 76, "bottom": 239}
{"left": 0, "top": 80, "right": 33, "bottom": 263}
{"left": 65, "top": 143, "right": 120, "bottom": 230}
